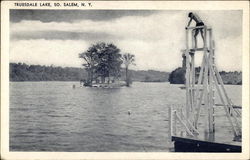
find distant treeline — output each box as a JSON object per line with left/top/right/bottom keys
{"left": 169, "top": 67, "right": 242, "bottom": 85}
{"left": 10, "top": 63, "right": 87, "bottom": 81}
{"left": 10, "top": 63, "right": 241, "bottom": 84}
{"left": 10, "top": 63, "right": 169, "bottom": 82}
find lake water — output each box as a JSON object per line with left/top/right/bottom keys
{"left": 9, "top": 82, "right": 242, "bottom": 152}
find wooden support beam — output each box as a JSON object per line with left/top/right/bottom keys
{"left": 214, "top": 104, "right": 242, "bottom": 108}
{"left": 194, "top": 53, "right": 207, "bottom": 128}
{"left": 214, "top": 66, "right": 241, "bottom": 132}
{"left": 174, "top": 110, "right": 177, "bottom": 135}
{"left": 208, "top": 54, "right": 214, "bottom": 133}
{"left": 181, "top": 48, "right": 210, "bottom": 52}
{"left": 185, "top": 29, "right": 190, "bottom": 122}
{"left": 209, "top": 29, "right": 215, "bottom": 133}
{"left": 186, "top": 25, "right": 210, "bottom": 30}
{"left": 191, "top": 29, "right": 195, "bottom": 49}
{"left": 209, "top": 65, "right": 239, "bottom": 136}
{"left": 194, "top": 90, "right": 204, "bottom": 128}
{"left": 203, "top": 54, "right": 209, "bottom": 133}
{"left": 206, "top": 28, "right": 213, "bottom": 133}
{"left": 190, "top": 48, "right": 209, "bottom": 52}
{"left": 190, "top": 51, "right": 195, "bottom": 124}
{"left": 169, "top": 106, "right": 173, "bottom": 141}
{"left": 209, "top": 29, "right": 213, "bottom": 50}
{"left": 185, "top": 29, "right": 191, "bottom": 124}
{"left": 175, "top": 112, "right": 194, "bottom": 136}
{"left": 194, "top": 53, "right": 206, "bottom": 104}
{"left": 181, "top": 110, "right": 200, "bottom": 135}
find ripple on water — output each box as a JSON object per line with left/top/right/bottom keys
{"left": 10, "top": 82, "right": 242, "bottom": 151}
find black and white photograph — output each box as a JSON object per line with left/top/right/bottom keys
{"left": 1, "top": 1, "right": 249, "bottom": 159}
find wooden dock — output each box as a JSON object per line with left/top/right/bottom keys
{"left": 172, "top": 136, "right": 241, "bottom": 152}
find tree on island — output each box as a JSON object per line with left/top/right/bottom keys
{"left": 168, "top": 67, "right": 186, "bottom": 84}
{"left": 95, "top": 43, "right": 122, "bottom": 83}
{"left": 79, "top": 46, "right": 98, "bottom": 86}
{"left": 168, "top": 67, "right": 200, "bottom": 84}
{"left": 122, "top": 53, "right": 135, "bottom": 87}
{"left": 79, "top": 42, "right": 123, "bottom": 86}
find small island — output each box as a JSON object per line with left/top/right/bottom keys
{"left": 79, "top": 42, "right": 135, "bottom": 88}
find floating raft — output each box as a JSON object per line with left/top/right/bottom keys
{"left": 172, "top": 136, "right": 241, "bottom": 152}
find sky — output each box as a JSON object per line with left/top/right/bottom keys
{"left": 9, "top": 10, "right": 242, "bottom": 72}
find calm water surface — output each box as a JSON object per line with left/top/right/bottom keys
{"left": 10, "top": 82, "right": 241, "bottom": 151}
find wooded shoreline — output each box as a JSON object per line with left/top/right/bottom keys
{"left": 10, "top": 63, "right": 242, "bottom": 85}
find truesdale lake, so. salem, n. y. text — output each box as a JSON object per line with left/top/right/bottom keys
{"left": 14, "top": 2, "right": 92, "bottom": 7}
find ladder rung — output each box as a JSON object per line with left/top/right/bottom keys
{"left": 181, "top": 48, "right": 210, "bottom": 52}
{"left": 190, "top": 48, "right": 209, "bottom": 52}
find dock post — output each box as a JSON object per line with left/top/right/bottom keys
{"left": 185, "top": 28, "right": 191, "bottom": 126}
{"left": 202, "top": 25, "right": 211, "bottom": 134}
{"left": 208, "top": 28, "right": 215, "bottom": 133}
{"left": 190, "top": 51, "right": 195, "bottom": 125}
{"left": 194, "top": 53, "right": 205, "bottom": 129}
{"left": 168, "top": 106, "right": 173, "bottom": 142}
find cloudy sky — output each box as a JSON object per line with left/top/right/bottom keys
{"left": 10, "top": 10, "right": 242, "bottom": 72}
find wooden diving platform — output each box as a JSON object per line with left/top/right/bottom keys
{"left": 169, "top": 21, "right": 242, "bottom": 152}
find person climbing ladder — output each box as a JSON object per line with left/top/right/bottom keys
{"left": 186, "top": 12, "right": 205, "bottom": 48}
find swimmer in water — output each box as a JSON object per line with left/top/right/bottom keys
{"left": 128, "top": 110, "right": 131, "bottom": 115}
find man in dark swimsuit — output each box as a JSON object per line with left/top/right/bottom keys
{"left": 186, "top": 12, "right": 205, "bottom": 48}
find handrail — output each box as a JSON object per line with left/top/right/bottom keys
{"left": 181, "top": 48, "right": 210, "bottom": 52}
{"left": 186, "top": 25, "right": 211, "bottom": 30}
